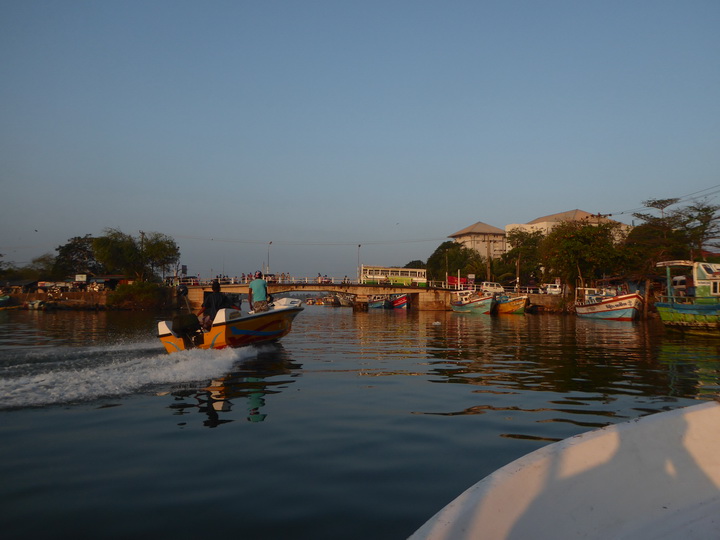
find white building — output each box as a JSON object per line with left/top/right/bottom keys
{"left": 451, "top": 210, "right": 631, "bottom": 259}
{"left": 506, "top": 209, "right": 623, "bottom": 237}
{"left": 449, "top": 221, "right": 507, "bottom": 260}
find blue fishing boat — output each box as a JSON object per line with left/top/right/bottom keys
{"left": 368, "top": 295, "right": 391, "bottom": 309}
{"left": 575, "top": 288, "right": 643, "bottom": 321}
{"left": 451, "top": 290, "right": 495, "bottom": 314}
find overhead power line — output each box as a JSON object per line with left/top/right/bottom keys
{"left": 608, "top": 183, "right": 720, "bottom": 217}
{"left": 173, "top": 235, "right": 448, "bottom": 247}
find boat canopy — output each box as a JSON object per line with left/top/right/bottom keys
{"left": 655, "top": 260, "right": 695, "bottom": 268}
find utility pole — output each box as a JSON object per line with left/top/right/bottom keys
{"left": 139, "top": 230, "right": 146, "bottom": 281}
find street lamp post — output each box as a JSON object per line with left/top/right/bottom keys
{"left": 267, "top": 241, "right": 272, "bottom": 274}
{"left": 357, "top": 244, "right": 361, "bottom": 283}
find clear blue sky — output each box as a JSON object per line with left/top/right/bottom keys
{"left": 2, "top": 0, "right": 719, "bottom": 279}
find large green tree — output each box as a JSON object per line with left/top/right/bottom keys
{"left": 625, "top": 197, "right": 720, "bottom": 272}
{"left": 426, "top": 241, "right": 487, "bottom": 282}
{"left": 677, "top": 199, "right": 720, "bottom": 260}
{"left": 619, "top": 223, "right": 689, "bottom": 276}
{"left": 52, "top": 235, "right": 106, "bottom": 279}
{"left": 142, "top": 232, "right": 181, "bottom": 279}
{"left": 500, "top": 229, "right": 544, "bottom": 286}
{"left": 93, "top": 229, "right": 180, "bottom": 281}
{"left": 539, "top": 220, "right": 624, "bottom": 289}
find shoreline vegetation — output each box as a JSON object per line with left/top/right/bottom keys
{"left": 6, "top": 282, "right": 173, "bottom": 311}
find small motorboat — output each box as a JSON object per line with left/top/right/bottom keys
{"left": 158, "top": 298, "right": 304, "bottom": 354}
{"left": 410, "top": 400, "right": 720, "bottom": 540}
{"left": 451, "top": 290, "right": 496, "bottom": 314}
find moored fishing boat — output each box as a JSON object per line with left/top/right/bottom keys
{"left": 451, "top": 290, "right": 496, "bottom": 314}
{"left": 655, "top": 260, "right": 720, "bottom": 334}
{"left": 574, "top": 288, "right": 642, "bottom": 321}
{"left": 391, "top": 293, "right": 408, "bottom": 309}
{"left": 495, "top": 295, "right": 528, "bottom": 314}
{"left": 410, "top": 400, "right": 720, "bottom": 540}
{"left": 368, "top": 295, "right": 391, "bottom": 309}
{"left": 158, "top": 298, "right": 303, "bottom": 354}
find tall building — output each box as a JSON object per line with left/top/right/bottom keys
{"left": 451, "top": 210, "right": 631, "bottom": 259}
{"left": 449, "top": 221, "right": 507, "bottom": 259}
{"left": 506, "top": 209, "right": 624, "bottom": 236}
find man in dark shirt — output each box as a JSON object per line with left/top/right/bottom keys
{"left": 197, "top": 280, "right": 240, "bottom": 330}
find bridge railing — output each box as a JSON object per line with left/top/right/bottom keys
{"left": 173, "top": 276, "right": 539, "bottom": 292}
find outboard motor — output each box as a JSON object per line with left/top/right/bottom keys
{"left": 174, "top": 284, "right": 202, "bottom": 347}
{"left": 171, "top": 313, "right": 203, "bottom": 349}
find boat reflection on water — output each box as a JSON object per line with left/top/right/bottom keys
{"left": 417, "top": 314, "right": 720, "bottom": 437}
{"left": 167, "top": 344, "right": 302, "bottom": 426}
{"left": 656, "top": 338, "right": 720, "bottom": 400}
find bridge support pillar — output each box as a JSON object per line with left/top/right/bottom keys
{"left": 353, "top": 295, "right": 369, "bottom": 311}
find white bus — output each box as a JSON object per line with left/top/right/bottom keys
{"left": 360, "top": 265, "right": 427, "bottom": 286}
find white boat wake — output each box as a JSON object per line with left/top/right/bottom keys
{"left": 0, "top": 341, "right": 259, "bottom": 410}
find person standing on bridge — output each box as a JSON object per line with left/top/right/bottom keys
{"left": 248, "top": 271, "right": 270, "bottom": 313}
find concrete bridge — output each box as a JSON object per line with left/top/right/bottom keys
{"left": 183, "top": 282, "right": 565, "bottom": 312}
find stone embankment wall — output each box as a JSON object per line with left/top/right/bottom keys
{"left": 527, "top": 293, "right": 568, "bottom": 313}
{"left": 10, "top": 291, "right": 109, "bottom": 309}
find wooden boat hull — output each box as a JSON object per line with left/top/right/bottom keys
{"left": 158, "top": 301, "right": 303, "bottom": 354}
{"left": 496, "top": 295, "right": 528, "bottom": 315}
{"left": 654, "top": 261, "right": 720, "bottom": 334}
{"left": 411, "top": 401, "right": 720, "bottom": 540}
{"left": 368, "top": 296, "right": 391, "bottom": 309}
{"left": 575, "top": 293, "right": 642, "bottom": 321}
{"left": 451, "top": 295, "right": 495, "bottom": 314}
{"left": 655, "top": 300, "right": 720, "bottom": 333}
{"left": 391, "top": 294, "right": 408, "bottom": 309}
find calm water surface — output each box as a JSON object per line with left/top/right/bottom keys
{"left": 1, "top": 306, "right": 719, "bottom": 539}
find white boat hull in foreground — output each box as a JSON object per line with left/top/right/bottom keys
{"left": 410, "top": 400, "right": 720, "bottom": 540}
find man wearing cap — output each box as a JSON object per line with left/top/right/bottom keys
{"left": 248, "top": 271, "right": 269, "bottom": 312}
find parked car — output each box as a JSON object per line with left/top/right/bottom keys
{"left": 479, "top": 282, "right": 505, "bottom": 294}
{"left": 542, "top": 284, "right": 563, "bottom": 295}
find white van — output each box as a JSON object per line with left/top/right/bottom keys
{"left": 542, "top": 284, "right": 563, "bottom": 295}
{"left": 480, "top": 282, "right": 505, "bottom": 294}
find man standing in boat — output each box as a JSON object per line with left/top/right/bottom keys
{"left": 197, "top": 280, "right": 241, "bottom": 330}
{"left": 248, "top": 271, "right": 270, "bottom": 313}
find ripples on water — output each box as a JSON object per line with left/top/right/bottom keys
{"left": 1, "top": 307, "right": 719, "bottom": 539}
